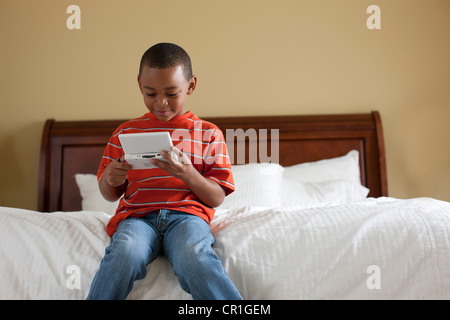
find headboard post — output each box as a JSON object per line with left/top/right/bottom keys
{"left": 38, "top": 119, "right": 54, "bottom": 212}
{"left": 372, "top": 111, "right": 388, "bottom": 197}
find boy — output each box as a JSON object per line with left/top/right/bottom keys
{"left": 87, "top": 43, "right": 242, "bottom": 300}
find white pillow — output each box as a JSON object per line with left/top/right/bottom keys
{"left": 283, "top": 150, "right": 361, "bottom": 183}
{"left": 280, "top": 150, "right": 369, "bottom": 206}
{"left": 280, "top": 179, "right": 369, "bottom": 206}
{"left": 75, "top": 174, "right": 118, "bottom": 215}
{"left": 217, "top": 163, "right": 284, "bottom": 209}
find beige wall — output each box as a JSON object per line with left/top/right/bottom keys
{"left": 1, "top": 0, "right": 449, "bottom": 210}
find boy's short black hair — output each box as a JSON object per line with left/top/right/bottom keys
{"left": 139, "top": 43, "right": 193, "bottom": 81}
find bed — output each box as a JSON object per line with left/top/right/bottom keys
{"left": 1, "top": 111, "right": 450, "bottom": 300}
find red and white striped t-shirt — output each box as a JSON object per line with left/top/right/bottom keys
{"left": 98, "top": 111, "right": 234, "bottom": 236}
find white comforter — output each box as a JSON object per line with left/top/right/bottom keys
{"left": 1, "top": 197, "right": 449, "bottom": 300}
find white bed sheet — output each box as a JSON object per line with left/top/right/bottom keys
{"left": 1, "top": 197, "right": 449, "bottom": 299}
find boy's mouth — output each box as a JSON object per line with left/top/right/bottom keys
{"left": 155, "top": 110, "right": 171, "bottom": 116}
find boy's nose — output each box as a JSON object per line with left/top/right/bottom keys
{"left": 156, "top": 97, "right": 168, "bottom": 107}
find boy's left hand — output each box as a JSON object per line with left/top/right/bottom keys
{"left": 151, "top": 146, "right": 194, "bottom": 179}
{"left": 152, "top": 146, "right": 225, "bottom": 208}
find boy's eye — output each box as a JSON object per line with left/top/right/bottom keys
{"left": 146, "top": 92, "right": 179, "bottom": 98}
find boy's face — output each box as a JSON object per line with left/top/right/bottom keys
{"left": 138, "top": 65, "right": 196, "bottom": 121}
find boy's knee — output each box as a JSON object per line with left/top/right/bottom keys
{"left": 107, "top": 233, "right": 150, "bottom": 267}
{"left": 174, "top": 242, "right": 217, "bottom": 275}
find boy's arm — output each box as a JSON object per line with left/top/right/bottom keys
{"left": 99, "top": 159, "right": 132, "bottom": 202}
{"left": 152, "top": 147, "right": 225, "bottom": 208}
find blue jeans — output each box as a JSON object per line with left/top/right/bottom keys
{"left": 86, "top": 210, "right": 242, "bottom": 300}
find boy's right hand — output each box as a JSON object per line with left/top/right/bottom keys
{"left": 103, "top": 158, "right": 132, "bottom": 187}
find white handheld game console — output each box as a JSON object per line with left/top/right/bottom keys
{"left": 118, "top": 132, "right": 173, "bottom": 169}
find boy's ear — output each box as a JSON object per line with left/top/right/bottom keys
{"left": 187, "top": 75, "right": 197, "bottom": 95}
{"left": 137, "top": 74, "right": 143, "bottom": 93}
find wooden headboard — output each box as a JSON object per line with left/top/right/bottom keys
{"left": 38, "top": 111, "right": 387, "bottom": 212}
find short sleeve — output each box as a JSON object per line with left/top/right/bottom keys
{"left": 97, "top": 128, "right": 124, "bottom": 182}
{"left": 202, "top": 128, "right": 235, "bottom": 196}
